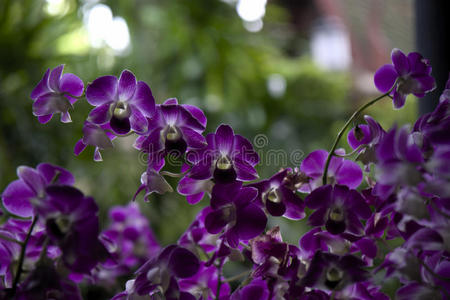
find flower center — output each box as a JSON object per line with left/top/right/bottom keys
{"left": 326, "top": 174, "right": 337, "bottom": 185}
{"left": 264, "top": 187, "right": 281, "bottom": 203}
{"left": 354, "top": 125, "right": 365, "bottom": 141}
{"left": 329, "top": 207, "right": 344, "bottom": 222}
{"left": 325, "top": 267, "right": 343, "bottom": 289}
{"left": 166, "top": 125, "right": 181, "bottom": 141}
{"left": 397, "top": 76, "right": 416, "bottom": 95}
{"left": 216, "top": 155, "right": 232, "bottom": 170}
{"left": 113, "top": 101, "right": 130, "bottom": 119}
{"left": 47, "top": 216, "right": 72, "bottom": 239}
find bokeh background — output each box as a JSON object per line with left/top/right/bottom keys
{"left": 1, "top": 0, "right": 447, "bottom": 297}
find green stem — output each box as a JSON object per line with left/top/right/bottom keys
{"left": 160, "top": 170, "right": 189, "bottom": 178}
{"left": 11, "top": 216, "right": 38, "bottom": 294}
{"left": 322, "top": 91, "right": 391, "bottom": 185}
{"left": 225, "top": 270, "right": 251, "bottom": 282}
{"left": 215, "top": 259, "right": 223, "bottom": 300}
{"left": 38, "top": 237, "right": 49, "bottom": 261}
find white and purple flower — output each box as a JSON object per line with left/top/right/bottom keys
{"left": 374, "top": 48, "right": 436, "bottom": 109}
{"left": 30, "top": 65, "right": 84, "bottom": 123}
{"left": 86, "top": 70, "right": 155, "bottom": 135}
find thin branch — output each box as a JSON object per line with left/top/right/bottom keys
{"left": 322, "top": 88, "right": 394, "bottom": 185}
{"left": 12, "top": 216, "right": 38, "bottom": 294}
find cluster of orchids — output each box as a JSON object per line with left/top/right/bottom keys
{"left": 1, "top": 48, "right": 449, "bottom": 300}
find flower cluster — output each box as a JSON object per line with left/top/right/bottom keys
{"left": 1, "top": 49, "right": 449, "bottom": 299}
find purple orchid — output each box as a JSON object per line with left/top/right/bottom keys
{"left": 178, "top": 263, "right": 231, "bottom": 300}
{"left": 187, "top": 124, "right": 259, "bottom": 184}
{"left": 97, "top": 203, "right": 160, "bottom": 282}
{"left": 249, "top": 226, "right": 303, "bottom": 288}
{"left": 204, "top": 182, "right": 267, "bottom": 248}
{"left": 178, "top": 207, "right": 220, "bottom": 255}
{"left": 337, "top": 281, "right": 389, "bottom": 300}
{"left": 74, "top": 121, "right": 116, "bottom": 161}
{"left": 0, "top": 218, "right": 60, "bottom": 289}
{"left": 1, "top": 163, "right": 74, "bottom": 217}
{"left": 30, "top": 65, "right": 84, "bottom": 123}
{"left": 115, "top": 245, "right": 199, "bottom": 298}
{"left": 134, "top": 98, "right": 207, "bottom": 162}
{"left": 373, "top": 125, "right": 424, "bottom": 200}
{"left": 33, "top": 185, "right": 108, "bottom": 274}
{"left": 133, "top": 162, "right": 174, "bottom": 201}
{"left": 414, "top": 98, "right": 450, "bottom": 147}
{"left": 301, "top": 251, "right": 368, "bottom": 291}
{"left": 397, "top": 252, "right": 450, "bottom": 299}
{"left": 15, "top": 258, "right": 82, "bottom": 300}
{"left": 86, "top": 70, "right": 155, "bottom": 134}
{"left": 299, "top": 228, "right": 378, "bottom": 267}
{"left": 380, "top": 249, "right": 450, "bottom": 299}
{"left": 374, "top": 48, "right": 436, "bottom": 109}
{"left": 299, "top": 149, "right": 363, "bottom": 193}
{"left": 249, "top": 168, "right": 305, "bottom": 219}
{"left": 305, "top": 184, "right": 372, "bottom": 235}
{"left": 177, "top": 176, "right": 213, "bottom": 205}
{"left": 347, "top": 115, "right": 386, "bottom": 166}
{"left": 230, "top": 278, "right": 270, "bottom": 300}
{"left": 439, "top": 75, "right": 450, "bottom": 103}
{"left": 249, "top": 226, "right": 288, "bottom": 278}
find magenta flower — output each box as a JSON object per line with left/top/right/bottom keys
{"left": 373, "top": 125, "right": 424, "bottom": 200}
{"left": 1, "top": 163, "right": 74, "bottom": 217}
{"left": 34, "top": 185, "right": 109, "bottom": 273}
{"left": 301, "top": 251, "right": 368, "bottom": 291}
{"left": 347, "top": 115, "right": 385, "bottom": 151}
{"left": 115, "top": 245, "right": 199, "bottom": 298}
{"left": 347, "top": 115, "right": 386, "bottom": 167}
{"left": 30, "top": 65, "right": 84, "bottom": 123}
{"left": 231, "top": 278, "right": 270, "bottom": 300}
{"left": 178, "top": 207, "right": 220, "bottom": 254}
{"left": 133, "top": 164, "right": 173, "bottom": 201}
{"left": 86, "top": 70, "right": 155, "bottom": 134}
{"left": 179, "top": 263, "right": 231, "bottom": 299}
{"left": 414, "top": 98, "right": 450, "bottom": 147}
{"left": 74, "top": 121, "right": 116, "bottom": 161}
{"left": 249, "top": 227, "right": 302, "bottom": 285}
{"left": 249, "top": 168, "right": 305, "bottom": 219}
{"left": 99, "top": 203, "right": 160, "bottom": 280}
{"left": 374, "top": 48, "right": 435, "bottom": 109}
{"left": 177, "top": 176, "right": 212, "bottom": 205}
{"left": 187, "top": 124, "right": 259, "bottom": 184}
{"left": 305, "top": 185, "right": 371, "bottom": 235}
{"left": 205, "top": 182, "right": 267, "bottom": 248}
{"left": 15, "top": 259, "right": 82, "bottom": 300}
{"left": 0, "top": 218, "right": 59, "bottom": 289}
{"left": 134, "top": 98, "right": 207, "bottom": 162}
{"left": 299, "top": 149, "right": 363, "bottom": 193}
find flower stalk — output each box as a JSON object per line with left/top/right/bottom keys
{"left": 322, "top": 90, "right": 393, "bottom": 185}
{"left": 11, "top": 215, "right": 38, "bottom": 295}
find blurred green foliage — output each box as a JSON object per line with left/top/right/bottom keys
{"left": 0, "top": 0, "right": 415, "bottom": 296}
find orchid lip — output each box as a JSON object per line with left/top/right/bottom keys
{"left": 325, "top": 266, "right": 343, "bottom": 289}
